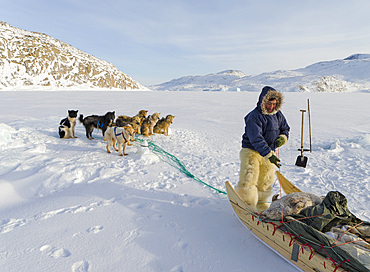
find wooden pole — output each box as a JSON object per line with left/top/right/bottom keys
{"left": 308, "top": 99, "right": 312, "bottom": 152}
{"left": 300, "top": 110, "right": 306, "bottom": 157}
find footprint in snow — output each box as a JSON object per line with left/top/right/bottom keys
{"left": 194, "top": 198, "right": 211, "bottom": 206}
{"left": 86, "top": 225, "right": 104, "bottom": 234}
{"left": 172, "top": 240, "right": 189, "bottom": 252}
{"left": 147, "top": 213, "right": 162, "bottom": 220}
{"left": 128, "top": 202, "right": 147, "bottom": 210}
{"left": 170, "top": 265, "right": 184, "bottom": 272}
{"left": 72, "top": 260, "right": 90, "bottom": 272}
{"left": 40, "top": 245, "right": 71, "bottom": 258}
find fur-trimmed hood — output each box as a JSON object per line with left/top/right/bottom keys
{"left": 257, "top": 86, "right": 283, "bottom": 115}
{"left": 242, "top": 86, "right": 290, "bottom": 156}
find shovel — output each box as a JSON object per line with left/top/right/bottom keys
{"left": 295, "top": 109, "right": 311, "bottom": 168}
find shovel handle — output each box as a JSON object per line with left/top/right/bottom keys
{"left": 300, "top": 110, "right": 306, "bottom": 156}
{"left": 308, "top": 99, "right": 312, "bottom": 152}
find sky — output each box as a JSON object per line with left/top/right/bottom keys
{"left": 1, "top": 0, "right": 370, "bottom": 86}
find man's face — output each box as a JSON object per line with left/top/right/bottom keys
{"left": 266, "top": 99, "right": 277, "bottom": 113}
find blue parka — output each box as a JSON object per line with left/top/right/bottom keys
{"left": 241, "top": 86, "right": 290, "bottom": 157}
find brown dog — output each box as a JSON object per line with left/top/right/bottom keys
{"left": 141, "top": 113, "right": 160, "bottom": 137}
{"left": 115, "top": 115, "right": 141, "bottom": 135}
{"left": 117, "top": 110, "right": 148, "bottom": 134}
{"left": 117, "top": 110, "right": 148, "bottom": 123}
{"left": 153, "top": 115, "right": 175, "bottom": 136}
{"left": 104, "top": 125, "right": 134, "bottom": 156}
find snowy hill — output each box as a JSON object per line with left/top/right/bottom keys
{"left": 0, "top": 22, "right": 145, "bottom": 90}
{"left": 150, "top": 70, "right": 247, "bottom": 92}
{"left": 150, "top": 54, "right": 370, "bottom": 92}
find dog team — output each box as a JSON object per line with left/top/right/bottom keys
{"left": 58, "top": 110, "right": 175, "bottom": 156}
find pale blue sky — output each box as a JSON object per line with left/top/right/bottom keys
{"left": 1, "top": 0, "right": 370, "bottom": 85}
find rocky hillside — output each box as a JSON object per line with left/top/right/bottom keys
{"left": 0, "top": 21, "right": 145, "bottom": 90}
{"left": 150, "top": 55, "right": 370, "bottom": 92}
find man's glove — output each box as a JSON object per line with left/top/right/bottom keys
{"left": 269, "top": 155, "right": 281, "bottom": 167}
{"left": 275, "top": 136, "right": 286, "bottom": 148}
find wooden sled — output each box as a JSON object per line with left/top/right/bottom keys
{"left": 225, "top": 181, "right": 346, "bottom": 272}
{"left": 276, "top": 171, "right": 302, "bottom": 194}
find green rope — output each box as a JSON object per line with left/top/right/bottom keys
{"left": 135, "top": 136, "right": 226, "bottom": 195}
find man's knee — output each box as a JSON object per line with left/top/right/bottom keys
{"left": 239, "top": 148, "right": 261, "bottom": 187}
{"left": 257, "top": 160, "right": 275, "bottom": 191}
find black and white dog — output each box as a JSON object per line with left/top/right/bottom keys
{"left": 79, "top": 111, "right": 115, "bottom": 140}
{"left": 59, "top": 110, "right": 78, "bottom": 139}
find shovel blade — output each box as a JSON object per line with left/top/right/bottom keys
{"left": 295, "top": 156, "right": 308, "bottom": 168}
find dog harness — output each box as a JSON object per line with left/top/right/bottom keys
{"left": 114, "top": 127, "right": 127, "bottom": 142}
{"left": 98, "top": 120, "right": 105, "bottom": 129}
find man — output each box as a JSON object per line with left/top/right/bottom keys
{"left": 236, "top": 86, "right": 290, "bottom": 213}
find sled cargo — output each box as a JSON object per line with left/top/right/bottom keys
{"left": 225, "top": 181, "right": 369, "bottom": 272}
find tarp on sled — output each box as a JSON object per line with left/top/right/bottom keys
{"left": 280, "top": 191, "right": 370, "bottom": 272}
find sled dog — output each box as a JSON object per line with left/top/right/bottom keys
{"left": 115, "top": 115, "right": 141, "bottom": 135}
{"left": 79, "top": 111, "right": 115, "bottom": 140}
{"left": 117, "top": 110, "right": 148, "bottom": 133}
{"left": 117, "top": 110, "right": 148, "bottom": 124}
{"left": 153, "top": 114, "right": 175, "bottom": 136}
{"left": 104, "top": 125, "right": 134, "bottom": 156}
{"left": 59, "top": 110, "right": 78, "bottom": 139}
{"left": 141, "top": 113, "right": 160, "bottom": 137}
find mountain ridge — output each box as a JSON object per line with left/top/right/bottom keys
{"left": 150, "top": 54, "right": 370, "bottom": 92}
{"left": 0, "top": 21, "right": 146, "bottom": 90}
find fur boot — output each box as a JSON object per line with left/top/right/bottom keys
{"left": 257, "top": 188, "right": 272, "bottom": 213}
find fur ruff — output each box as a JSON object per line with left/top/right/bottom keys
{"left": 260, "top": 90, "right": 284, "bottom": 115}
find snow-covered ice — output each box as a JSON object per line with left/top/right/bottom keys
{"left": 0, "top": 90, "right": 369, "bottom": 271}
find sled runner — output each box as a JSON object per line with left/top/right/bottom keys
{"left": 225, "top": 181, "right": 348, "bottom": 272}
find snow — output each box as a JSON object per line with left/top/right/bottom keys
{"left": 0, "top": 90, "right": 369, "bottom": 271}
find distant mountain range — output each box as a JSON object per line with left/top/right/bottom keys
{"left": 150, "top": 54, "right": 370, "bottom": 92}
{"left": 0, "top": 21, "right": 145, "bottom": 90}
